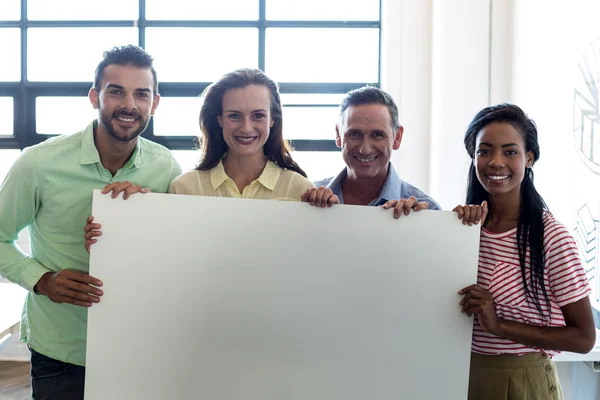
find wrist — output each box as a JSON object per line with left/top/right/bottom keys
{"left": 34, "top": 272, "right": 52, "bottom": 295}
{"left": 492, "top": 318, "right": 507, "bottom": 337}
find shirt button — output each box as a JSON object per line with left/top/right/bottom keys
{"left": 546, "top": 364, "right": 552, "bottom": 372}
{"left": 550, "top": 385, "right": 557, "bottom": 392}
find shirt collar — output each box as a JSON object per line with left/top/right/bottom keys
{"left": 325, "top": 162, "right": 402, "bottom": 206}
{"left": 80, "top": 120, "right": 143, "bottom": 169}
{"left": 210, "top": 159, "right": 281, "bottom": 191}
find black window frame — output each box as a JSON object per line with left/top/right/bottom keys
{"left": 0, "top": 0, "right": 381, "bottom": 152}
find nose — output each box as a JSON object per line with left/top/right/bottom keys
{"left": 358, "top": 137, "right": 373, "bottom": 155}
{"left": 121, "top": 93, "right": 137, "bottom": 111}
{"left": 240, "top": 116, "right": 253, "bottom": 133}
{"left": 488, "top": 153, "right": 505, "bottom": 168}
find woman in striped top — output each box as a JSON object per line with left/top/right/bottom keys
{"left": 455, "top": 104, "right": 595, "bottom": 400}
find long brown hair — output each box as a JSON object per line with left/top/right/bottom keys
{"left": 196, "top": 68, "right": 307, "bottom": 177}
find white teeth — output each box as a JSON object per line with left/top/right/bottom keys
{"left": 237, "top": 137, "right": 256, "bottom": 142}
{"left": 488, "top": 175, "right": 509, "bottom": 181}
{"left": 117, "top": 116, "right": 135, "bottom": 122}
{"left": 357, "top": 157, "right": 376, "bottom": 162}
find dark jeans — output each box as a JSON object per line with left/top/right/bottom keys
{"left": 30, "top": 348, "right": 85, "bottom": 400}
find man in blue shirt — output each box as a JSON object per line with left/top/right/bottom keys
{"left": 303, "top": 86, "right": 440, "bottom": 215}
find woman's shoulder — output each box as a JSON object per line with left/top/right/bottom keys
{"left": 169, "top": 169, "right": 210, "bottom": 194}
{"left": 542, "top": 210, "right": 576, "bottom": 248}
{"left": 279, "top": 168, "right": 314, "bottom": 188}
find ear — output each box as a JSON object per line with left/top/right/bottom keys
{"left": 217, "top": 115, "right": 223, "bottom": 128}
{"left": 89, "top": 87, "right": 99, "bottom": 110}
{"left": 270, "top": 119, "right": 274, "bottom": 128}
{"left": 335, "top": 124, "right": 342, "bottom": 149}
{"left": 150, "top": 93, "right": 161, "bottom": 116}
{"left": 526, "top": 151, "right": 534, "bottom": 168}
{"left": 392, "top": 125, "right": 404, "bottom": 150}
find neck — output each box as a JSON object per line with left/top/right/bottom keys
{"left": 222, "top": 152, "right": 268, "bottom": 192}
{"left": 485, "top": 191, "right": 521, "bottom": 232}
{"left": 342, "top": 166, "right": 388, "bottom": 206}
{"left": 94, "top": 124, "right": 138, "bottom": 176}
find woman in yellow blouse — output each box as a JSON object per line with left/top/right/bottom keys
{"left": 169, "top": 68, "right": 313, "bottom": 199}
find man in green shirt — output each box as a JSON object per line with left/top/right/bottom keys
{"left": 0, "top": 45, "right": 181, "bottom": 399}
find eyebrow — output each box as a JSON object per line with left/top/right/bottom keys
{"left": 105, "top": 84, "right": 152, "bottom": 93}
{"left": 224, "top": 109, "right": 268, "bottom": 113}
{"left": 479, "top": 142, "right": 520, "bottom": 148}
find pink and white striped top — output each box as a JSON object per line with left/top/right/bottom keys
{"left": 471, "top": 211, "right": 591, "bottom": 356}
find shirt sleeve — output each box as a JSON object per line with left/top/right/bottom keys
{"left": 0, "top": 148, "right": 52, "bottom": 292}
{"left": 545, "top": 220, "right": 591, "bottom": 307}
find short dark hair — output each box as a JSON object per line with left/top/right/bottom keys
{"left": 93, "top": 45, "right": 158, "bottom": 95}
{"left": 339, "top": 86, "right": 400, "bottom": 130}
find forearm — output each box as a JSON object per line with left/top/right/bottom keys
{"left": 494, "top": 318, "right": 595, "bottom": 354}
{"left": 0, "top": 241, "right": 51, "bottom": 292}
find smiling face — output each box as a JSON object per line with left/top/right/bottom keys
{"left": 474, "top": 122, "right": 534, "bottom": 200}
{"left": 336, "top": 103, "right": 403, "bottom": 181}
{"left": 217, "top": 84, "right": 273, "bottom": 159}
{"left": 89, "top": 64, "right": 159, "bottom": 143}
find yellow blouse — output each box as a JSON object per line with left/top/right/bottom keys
{"left": 169, "top": 160, "right": 314, "bottom": 201}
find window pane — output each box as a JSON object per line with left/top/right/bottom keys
{"left": 0, "top": 29, "right": 20, "bottom": 81}
{"left": 146, "top": 28, "right": 258, "bottom": 82}
{"left": 0, "top": 150, "right": 21, "bottom": 183}
{"left": 171, "top": 150, "right": 200, "bottom": 172}
{"left": 28, "top": 0, "right": 137, "bottom": 20}
{"left": 266, "top": 28, "right": 379, "bottom": 83}
{"left": 28, "top": 28, "right": 138, "bottom": 82}
{"left": 280, "top": 93, "right": 346, "bottom": 106}
{"left": 291, "top": 151, "right": 344, "bottom": 182}
{"left": 267, "top": 0, "right": 379, "bottom": 21}
{"left": 283, "top": 106, "right": 338, "bottom": 140}
{"left": 0, "top": 97, "right": 14, "bottom": 135}
{"left": 153, "top": 97, "right": 203, "bottom": 136}
{"left": 36, "top": 97, "right": 96, "bottom": 135}
{"left": 146, "top": 0, "right": 258, "bottom": 20}
{"left": 0, "top": 1, "right": 20, "bottom": 20}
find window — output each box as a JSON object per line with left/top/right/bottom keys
{"left": 0, "top": 0, "right": 381, "bottom": 182}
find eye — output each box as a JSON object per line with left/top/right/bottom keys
{"left": 109, "top": 90, "right": 123, "bottom": 96}
{"left": 347, "top": 131, "right": 361, "bottom": 137}
{"left": 476, "top": 149, "right": 490, "bottom": 155}
{"left": 253, "top": 113, "right": 266, "bottom": 120}
{"left": 505, "top": 150, "right": 518, "bottom": 156}
{"left": 372, "top": 131, "right": 385, "bottom": 138}
{"left": 136, "top": 92, "right": 150, "bottom": 99}
{"left": 227, "top": 113, "right": 240, "bottom": 120}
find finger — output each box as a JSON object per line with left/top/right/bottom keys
{"left": 68, "top": 281, "right": 104, "bottom": 297}
{"left": 403, "top": 196, "right": 417, "bottom": 215}
{"left": 63, "top": 271, "right": 103, "bottom": 287}
{"left": 83, "top": 223, "right": 101, "bottom": 233}
{"left": 109, "top": 181, "right": 133, "bottom": 199}
{"left": 86, "top": 216, "right": 94, "bottom": 224}
{"left": 327, "top": 195, "right": 340, "bottom": 207}
{"left": 481, "top": 201, "right": 489, "bottom": 226}
{"left": 462, "top": 206, "right": 471, "bottom": 225}
{"left": 85, "top": 239, "right": 97, "bottom": 254}
{"left": 62, "top": 289, "right": 101, "bottom": 304}
{"left": 458, "top": 284, "right": 478, "bottom": 294}
{"left": 101, "top": 183, "right": 119, "bottom": 194}
{"left": 473, "top": 205, "right": 482, "bottom": 225}
{"left": 468, "top": 307, "right": 483, "bottom": 315}
{"left": 316, "top": 187, "right": 328, "bottom": 208}
{"left": 393, "top": 199, "right": 406, "bottom": 219}
{"left": 301, "top": 188, "right": 311, "bottom": 202}
{"left": 84, "top": 230, "right": 102, "bottom": 241}
{"left": 413, "top": 201, "right": 429, "bottom": 211}
{"left": 308, "top": 188, "right": 319, "bottom": 206}
{"left": 124, "top": 185, "right": 151, "bottom": 200}
{"left": 459, "top": 291, "right": 473, "bottom": 306}
{"left": 453, "top": 205, "right": 464, "bottom": 220}
{"left": 462, "top": 298, "right": 485, "bottom": 312}
{"left": 466, "top": 311, "right": 473, "bottom": 317}
{"left": 382, "top": 200, "right": 398, "bottom": 209}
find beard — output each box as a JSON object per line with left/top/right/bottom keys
{"left": 99, "top": 108, "right": 150, "bottom": 143}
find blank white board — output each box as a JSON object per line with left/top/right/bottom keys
{"left": 86, "top": 190, "right": 480, "bottom": 400}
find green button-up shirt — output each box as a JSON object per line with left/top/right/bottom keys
{"left": 0, "top": 121, "right": 182, "bottom": 366}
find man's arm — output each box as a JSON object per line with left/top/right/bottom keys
{"left": 0, "top": 149, "right": 52, "bottom": 292}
